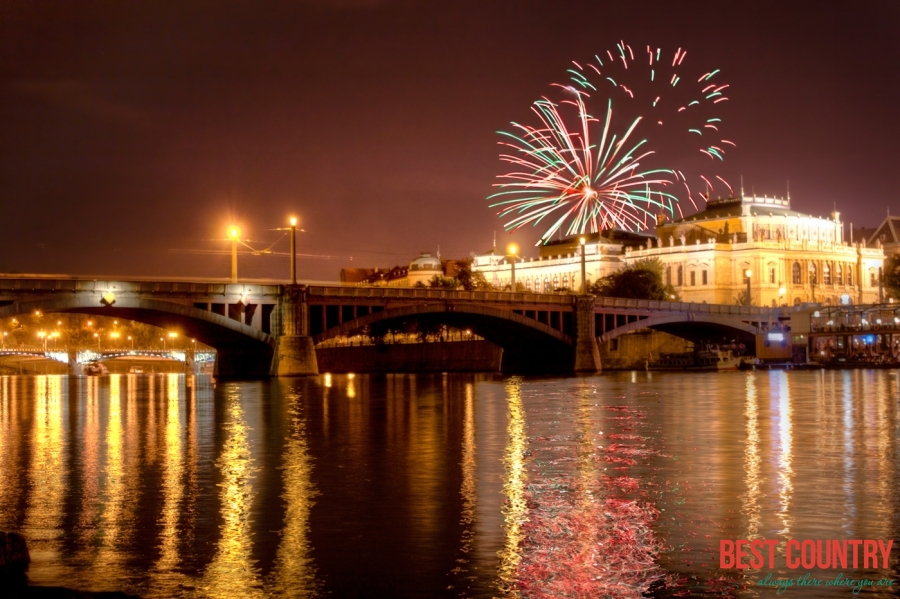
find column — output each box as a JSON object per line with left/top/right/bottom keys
{"left": 275, "top": 285, "right": 319, "bottom": 376}
{"left": 573, "top": 295, "right": 601, "bottom": 372}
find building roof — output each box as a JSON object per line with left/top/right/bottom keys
{"left": 670, "top": 196, "right": 810, "bottom": 224}
{"left": 868, "top": 215, "right": 900, "bottom": 246}
{"left": 409, "top": 253, "right": 441, "bottom": 271}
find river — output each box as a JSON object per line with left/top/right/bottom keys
{"left": 0, "top": 370, "right": 898, "bottom": 597}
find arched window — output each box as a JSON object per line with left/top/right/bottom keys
{"left": 562, "top": 274, "right": 569, "bottom": 289}
{"left": 525, "top": 278, "right": 533, "bottom": 291}
{"left": 793, "top": 297, "right": 801, "bottom": 306}
{"left": 869, "top": 268, "right": 877, "bottom": 287}
{"left": 808, "top": 262, "right": 817, "bottom": 285}
{"left": 823, "top": 263, "right": 831, "bottom": 285}
{"left": 836, "top": 264, "right": 843, "bottom": 285}
{"left": 552, "top": 274, "right": 559, "bottom": 290}
{"left": 847, "top": 265, "right": 853, "bottom": 286}
{"left": 792, "top": 262, "right": 801, "bottom": 284}
{"left": 543, "top": 277, "right": 551, "bottom": 293}
{"left": 665, "top": 266, "right": 672, "bottom": 286}
{"left": 677, "top": 265, "right": 683, "bottom": 287}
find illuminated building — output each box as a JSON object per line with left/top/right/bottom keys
{"left": 472, "top": 195, "right": 886, "bottom": 306}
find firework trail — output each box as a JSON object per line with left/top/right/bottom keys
{"left": 490, "top": 42, "right": 734, "bottom": 244}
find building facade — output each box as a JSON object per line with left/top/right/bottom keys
{"left": 472, "top": 195, "right": 886, "bottom": 306}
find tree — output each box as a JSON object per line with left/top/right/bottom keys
{"left": 428, "top": 274, "right": 460, "bottom": 289}
{"left": 590, "top": 258, "right": 678, "bottom": 301}
{"left": 454, "top": 265, "right": 493, "bottom": 291}
{"left": 884, "top": 254, "right": 900, "bottom": 300}
{"left": 734, "top": 289, "right": 751, "bottom": 306}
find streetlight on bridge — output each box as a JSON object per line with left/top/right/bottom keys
{"left": 289, "top": 216, "right": 298, "bottom": 285}
{"left": 506, "top": 243, "right": 518, "bottom": 292}
{"left": 580, "top": 237, "right": 587, "bottom": 295}
{"left": 228, "top": 226, "right": 241, "bottom": 283}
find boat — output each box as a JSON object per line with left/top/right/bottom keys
{"left": 84, "top": 363, "right": 109, "bottom": 376}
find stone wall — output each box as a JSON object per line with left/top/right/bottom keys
{"left": 316, "top": 340, "right": 502, "bottom": 373}
{"left": 599, "top": 329, "right": 692, "bottom": 370}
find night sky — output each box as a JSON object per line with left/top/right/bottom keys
{"left": 1, "top": 0, "right": 898, "bottom": 282}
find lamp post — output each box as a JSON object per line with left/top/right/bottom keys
{"left": 37, "top": 330, "right": 47, "bottom": 350}
{"left": 745, "top": 269, "right": 752, "bottom": 306}
{"left": 168, "top": 331, "right": 177, "bottom": 349}
{"left": 289, "top": 216, "right": 298, "bottom": 285}
{"left": 110, "top": 331, "right": 120, "bottom": 347}
{"left": 778, "top": 285, "right": 786, "bottom": 307}
{"left": 228, "top": 226, "right": 241, "bottom": 283}
{"left": 94, "top": 333, "right": 101, "bottom": 350}
{"left": 128, "top": 335, "right": 134, "bottom": 349}
{"left": 580, "top": 236, "right": 587, "bottom": 294}
{"left": 506, "top": 243, "right": 518, "bottom": 292}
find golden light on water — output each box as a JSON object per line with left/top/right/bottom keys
{"left": 456, "top": 382, "right": 477, "bottom": 573}
{"left": 155, "top": 374, "right": 185, "bottom": 575}
{"left": 24, "top": 376, "right": 68, "bottom": 572}
{"left": 741, "top": 373, "right": 762, "bottom": 540}
{"left": 96, "top": 375, "right": 126, "bottom": 578}
{"left": 0, "top": 376, "right": 20, "bottom": 524}
{"left": 268, "top": 393, "right": 319, "bottom": 596}
{"left": 497, "top": 377, "right": 526, "bottom": 596}
{"left": 202, "top": 387, "right": 264, "bottom": 598}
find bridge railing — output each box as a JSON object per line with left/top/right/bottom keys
{"left": 308, "top": 286, "right": 573, "bottom": 305}
{"left": 309, "top": 285, "right": 791, "bottom": 318}
{"left": 0, "top": 277, "right": 281, "bottom": 297}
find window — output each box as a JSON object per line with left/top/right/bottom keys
{"left": 526, "top": 279, "right": 533, "bottom": 291}
{"left": 823, "top": 263, "right": 831, "bottom": 285}
{"left": 836, "top": 264, "right": 843, "bottom": 285}
{"left": 808, "top": 262, "right": 817, "bottom": 285}
{"left": 847, "top": 265, "right": 853, "bottom": 286}
{"left": 792, "top": 262, "right": 801, "bottom": 284}
{"left": 561, "top": 275, "right": 569, "bottom": 289}
{"left": 690, "top": 271, "right": 696, "bottom": 286}
{"left": 769, "top": 267, "right": 776, "bottom": 284}
{"left": 702, "top": 270, "right": 708, "bottom": 285}
{"left": 552, "top": 274, "right": 559, "bottom": 289}
{"left": 666, "top": 266, "right": 672, "bottom": 286}
{"left": 869, "top": 269, "right": 877, "bottom": 287}
{"left": 677, "top": 265, "right": 683, "bottom": 287}
{"left": 544, "top": 277, "right": 551, "bottom": 293}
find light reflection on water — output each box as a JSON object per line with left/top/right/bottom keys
{"left": 0, "top": 371, "right": 896, "bottom": 598}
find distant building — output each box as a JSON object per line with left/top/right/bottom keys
{"left": 867, "top": 211, "right": 900, "bottom": 256}
{"left": 341, "top": 253, "right": 472, "bottom": 287}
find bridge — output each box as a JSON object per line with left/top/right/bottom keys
{"left": 0, "top": 275, "right": 795, "bottom": 377}
{"left": 0, "top": 347, "right": 216, "bottom": 375}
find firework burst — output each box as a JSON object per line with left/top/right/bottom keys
{"left": 490, "top": 42, "right": 734, "bottom": 244}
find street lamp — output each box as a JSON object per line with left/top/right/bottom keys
{"left": 94, "top": 332, "right": 101, "bottom": 350}
{"left": 127, "top": 335, "right": 134, "bottom": 349}
{"left": 37, "top": 330, "right": 47, "bottom": 350}
{"left": 506, "top": 243, "right": 518, "bottom": 292}
{"left": 110, "top": 331, "right": 120, "bottom": 347}
{"left": 289, "top": 216, "right": 298, "bottom": 285}
{"left": 579, "top": 236, "right": 587, "bottom": 294}
{"left": 744, "top": 268, "right": 752, "bottom": 306}
{"left": 168, "top": 331, "right": 178, "bottom": 349}
{"left": 228, "top": 225, "right": 241, "bottom": 283}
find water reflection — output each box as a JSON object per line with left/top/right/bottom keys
{"left": 155, "top": 374, "right": 185, "bottom": 576}
{"left": 201, "top": 385, "right": 264, "bottom": 598}
{"left": 268, "top": 389, "right": 319, "bottom": 597}
{"left": 497, "top": 377, "right": 526, "bottom": 595}
{"left": 24, "top": 376, "right": 68, "bottom": 576}
{"left": 0, "top": 371, "right": 897, "bottom": 598}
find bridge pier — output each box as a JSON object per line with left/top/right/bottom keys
{"left": 573, "top": 296, "right": 601, "bottom": 373}
{"left": 275, "top": 285, "right": 319, "bottom": 376}
{"left": 67, "top": 349, "right": 83, "bottom": 376}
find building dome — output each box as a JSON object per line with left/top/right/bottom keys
{"left": 409, "top": 253, "right": 441, "bottom": 272}
{"left": 408, "top": 252, "right": 442, "bottom": 286}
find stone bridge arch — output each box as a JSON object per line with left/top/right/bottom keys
{"left": 599, "top": 313, "right": 760, "bottom": 347}
{"left": 0, "top": 295, "right": 275, "bottom": 377}
{"left": 315, "top": 303, "right": 575, "bottom": 373}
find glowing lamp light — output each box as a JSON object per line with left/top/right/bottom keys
{"left": 289, "top": 217, "right": 298, "bottom": 227}
{"left": 507, "top": 243, "right": 518, "bottom": 256}
{"left": 745, "top": 269, "right": 752, "bottom": 278}
{"left": 228, "top": 226, "right": 241, "bottom": 240}
{"left": 579, "top": 237, "right": 586, "bottom": 246}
